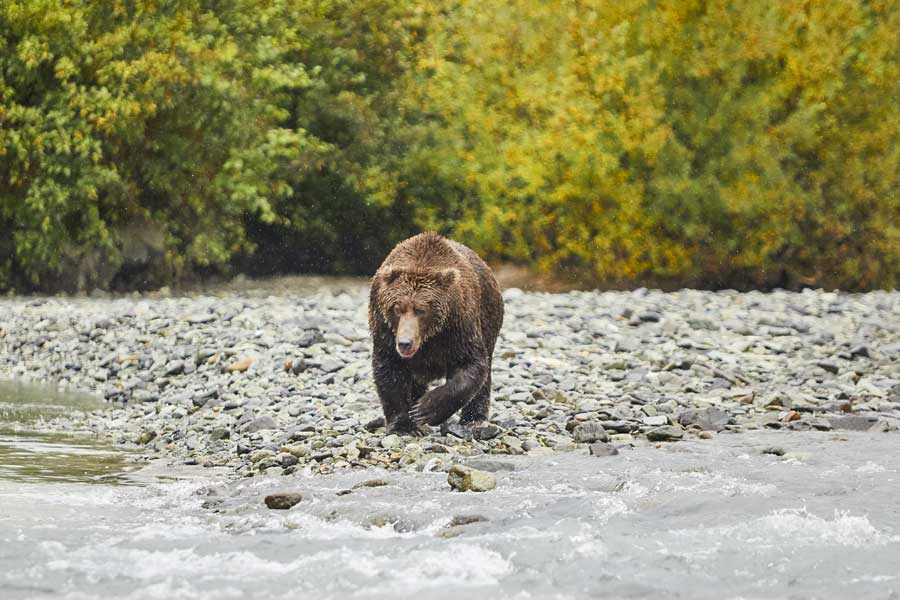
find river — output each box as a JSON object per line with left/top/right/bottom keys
{"left": 1, "top": 382, "right": 898, "bottom": 599}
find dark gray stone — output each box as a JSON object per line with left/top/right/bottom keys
{"left": 816, "top": 361, "right": 840, "bottom": 374}
{"left": 186, "top": 313, "right": 216, "bottom": 324}
{"left": 297, "top": 329, "right": 324, "bottom": 348}
{"left": 291, "top": 357, "right": 308, "bottom": 375}
{"left": 164, "top": 360, "right": 185, "bottom": 376}
{"left": 678, "top": 407, "right": 731, "bottom": 431}
{"left": 209, "top": 428, "right": 230, "bottom": 441}
{"left": 646, "top": 425, "right": 684, "bottom": 442}
{"left": 573, "top": 422, "right": 609, "bottom": 443}
{"left": 264, "top": 493, "right": 303, "bottom": 510}
{"left": 637, "top": 310, "right": 662, "bottom": 323}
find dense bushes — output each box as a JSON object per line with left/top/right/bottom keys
{"left": 2, "top": 1, "right": 279, "bottom": 290}
{"left": 403, "top": 0, "right": 899, "bottom": 290}
{"left": 1, "top": 0, "right": 897, "bottom": 292}
{"left": 0, "top": 0, "right": 418, "bottom": 291}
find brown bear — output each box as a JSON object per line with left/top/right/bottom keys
{"left": 368, "top": 232, "right": 504, "bottom": 434}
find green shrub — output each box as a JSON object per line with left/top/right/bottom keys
{"left": 0, "top": 0, "right": 393, "bottom": 291}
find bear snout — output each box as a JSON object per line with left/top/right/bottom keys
{"left": 396, "top": 336, "right": 417, "bottom": 358}
{"left": 396, "top": 334, "right": 420, "bottom": 359}
{"left": 395, "top": 315, "right": 421, "bottom": 358}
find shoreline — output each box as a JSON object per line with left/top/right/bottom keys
{"left": 1, "top": 278, "right": 898, "bottom": 479}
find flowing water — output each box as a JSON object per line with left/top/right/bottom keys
{"left": 0, "top": 382, "right": 127, "bottom": 484}
{"left": 1, "top": 382, "right": 899, "bottom": 599}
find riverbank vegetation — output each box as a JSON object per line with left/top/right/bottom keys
{"left": 2, "top": 0, "right": 897, "bottom": 292}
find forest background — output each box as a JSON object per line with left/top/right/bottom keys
{"left": 1, "top": 0, "right": 897, "bottom": 293}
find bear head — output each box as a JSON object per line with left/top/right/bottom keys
{"left": 374, "top": 266, "right": 459, "bottom": 359}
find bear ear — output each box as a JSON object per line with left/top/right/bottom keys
{"left": 378, "top": 266, "right": 404, "bottom": 284}
{"left": 437, "top": 268, "right": 458, "bottom": 288}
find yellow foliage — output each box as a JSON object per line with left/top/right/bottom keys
{"left": 396, "top": 0, "right": 899, "bottom": 289}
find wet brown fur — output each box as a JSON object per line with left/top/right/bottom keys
{"left": 368, "top": 232, "right": 504, "bottom": 432}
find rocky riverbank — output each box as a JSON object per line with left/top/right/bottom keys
{"left": 1, "top": 279, "right": 898, "bottom": 478}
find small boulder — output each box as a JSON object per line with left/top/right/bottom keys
{"left": 573, "top": 422, "right": 609, "bottom": 443}
{"left": 250, "top": 449, "right": 275, "bottom": 463}
{"left": 264, "top": 493, "right": 303, "bottom": 510}
{"left": 291, "top": 358, "right": 307, "bottom": 375}
{"left": 380, "top": 434, "right": 402, "bottom": 449}
{"left": 448, "top": 465, "right": 496, "bottom": 492}
{"left": 588, "top": 442, "right": 619, "bottom": 457}
{"left": 319, "top": 357, "right": 343, "bottom": 373}
{"left": 208, "top": 428, "right": 230, "bottom": 441}
{"left": 830, "top": 415, "right": 879, "bottom": 431}
{"left": 637, "top": 310, "right": 662, "bottom": 322}
{"left": 678, "top": 407, "right": 730, "bottom": 431}
{"left": 868, "top": 420, "right": 890, "bottom": 433}
{"left": 815, "top": 361, "right": 839, "bottom": 374}
{"left": 297, "top": 329, "right": 324, "bottom": 347}
{"left": 473, "top": 423, "right": 502, "bottom": 440}
{"left": 641, "top": 415, "right": 668, "bottom": 427}
{"left": 280, "top": 444, "right": 307, "bottom": 458}
{"left": 163, "top": 360, "right": 185, "bottom": 376}
{"left": 243, "top": 415, "right": 277, "bottom": 433}
{"left": 646, "top": 425, "right": 684, "bottom": 442}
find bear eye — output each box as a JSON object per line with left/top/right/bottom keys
{"left": 414, "top": 307, "right": 426, "bottom": 317}
{"left": 392, "top": 304, "right": 402, "bottom": 315}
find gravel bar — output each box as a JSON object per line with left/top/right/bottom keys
{"left": 1, "top": 280, "right": 899, "bottom": 477}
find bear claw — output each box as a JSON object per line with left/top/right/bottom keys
{"left": 385, "top": 417, "right": 429, "bottom": 436}
{"left": 441, "top": 420, "right": 500, "bottom": 440}
{"left": 410, "top": 403, "right": 445, "bottom": 428}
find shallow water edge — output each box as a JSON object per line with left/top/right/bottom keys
{"left": 2, "top": 429, "right": 899, "bottom": 600}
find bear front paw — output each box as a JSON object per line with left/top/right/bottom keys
{"left": 385, "top": 415, "right": 429, "bottom": 436}
{"left": 410, "top": 394, "right": 455, "bottom": 427}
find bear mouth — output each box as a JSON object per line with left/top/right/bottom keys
{"left": 396, "top": 344, "right": 419, "bottom": 359}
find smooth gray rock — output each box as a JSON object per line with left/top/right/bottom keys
{"left": 647, "top": 425, "right": 684, "bottom": 442}
{"left": 380, "top": 434, "right": 402, "bottom": 450}
{"left": 243, "top": 415, "right": 277, "bottom": 433}
{"left": 678, "top": 407, "right": 730, "bottom": 431}
{"left": 588, "top": 442, "right": 619, "bottom": 457}
{"left": 829, "top": 415, "right": 879, "bottom": 431}
{"left": 573, "top": 422, "right": 609, "bottom": 443}
{"left": 164, "top": 360, "right": 185, "bottom": 376}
